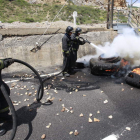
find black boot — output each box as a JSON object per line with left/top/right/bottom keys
{"left": 0, "top": 128, "right": 6, "bottom": 136}
{"left": 63, "top": 72, "right": 70, "bottom": 77}
{"left": 68, "top": 69, "right": 75, "bottom": 74}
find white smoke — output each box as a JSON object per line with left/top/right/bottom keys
{"left": 78, "top": 28, "right": 140, "bottom": 66}
{"left": 77, "top": 55, "right": 98, "bottom": 66}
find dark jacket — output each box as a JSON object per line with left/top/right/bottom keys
{"left": 0, "top": 60, "right": 4, "bottom": 70}
{"left": 71, "top": 33, "right": 85, "bottom": 51}
{"left": 0, "top": 60, "right": 4, "bottom": 81}
{"left": 0, "top": 60, "right": 10, "bottom": 115}
{"left": 62, "top": 33, "right": 71, "bottom": 52}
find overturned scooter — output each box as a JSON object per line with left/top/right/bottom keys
{"left": 0, "top": 58, "right": 44, "bottom": 140}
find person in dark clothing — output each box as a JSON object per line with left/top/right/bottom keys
{"left": 71, "top": 27, "right": 85, "bottom": 68}
{"left": 62, "top": 26, "right": 73, "bottom": 77}
{"left": 0, "top": 58, "right": 14, "bottom": 136}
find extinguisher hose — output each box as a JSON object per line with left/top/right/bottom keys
{"left": 13, "top": 59, "right": 44, "bottom": 101}
{"left": 1, "top": 83, "right": 17, "bottom": 140}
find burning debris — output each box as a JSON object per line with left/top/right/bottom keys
{"left": 125, "top": 66, "right": 140, "bottom": 88}
{"left": 90, "top": 53, "right": 130, "bottom": 77}
{"left": 89, "top": 51, "right": 140, "bottom": 88}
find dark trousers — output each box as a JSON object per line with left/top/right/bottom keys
{"left": 63, "top": 52, "right": 73, "bottom": 72}
{"left": 0, "top": 81, "right": 10, "bottom": 119}
{"left": 71, "top": 50, "right": 77, "bottom": 68}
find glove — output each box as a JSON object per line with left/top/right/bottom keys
{"left": 64, "top": 50, "right": 70, "bottom": 57}
{"left": 3, "top": 58, "right": 14, "bottom": 68}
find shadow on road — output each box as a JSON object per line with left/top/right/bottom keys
{"left": 2, "top": 101, "right": 52, "bottom": 140}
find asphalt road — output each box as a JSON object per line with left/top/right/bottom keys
{"left": 1, "top": 68, "right": 140, "bottom": 140}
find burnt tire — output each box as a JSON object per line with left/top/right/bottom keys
{"left": 99, "top": 54, "right": 121, "bottom": 63}
{"left": 125, "top": 71, "right": 140, "bottom": 88}
{"left": 90, "top": 58, "right": 119, "bottom": 76}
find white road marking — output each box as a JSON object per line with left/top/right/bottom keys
{"left": 102, "top": 134, "right": 119, "bottom": 140}
{"left": 4, "top": 71, "right": 61, "bottom": 83}
{"left": 40, "top": 71, "right": 60, "bottom": 77}
{"left": 102, "top": 118, "right": 140, "bottom": 140}
{"left": 5, "top": 79, "right": 19, "bottom": 83}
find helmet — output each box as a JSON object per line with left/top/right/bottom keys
{"left": 66, "top": 26, "right": 73, "bottom": 34}
{"left": 75, "top": 27, "right": 82, "bottom": 34}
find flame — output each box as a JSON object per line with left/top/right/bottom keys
{"left": 105, "top": 69, "right": 112, "bottom": 72}
{"left": 104, "top": 58, "right": 130, "bottom": 73}
{"left": 132, "top": 68, "right": 140, "bottom": 75}
{"left": 121, "top": 59, "right": 129, "bottom": 67}
{"left": 105, "top": 69, "right": 116, "bottom": 72}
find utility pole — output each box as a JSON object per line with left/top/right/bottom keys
{"left": 130, "top": 0, "right": 133, "bottom": 22}
{"left": 107, "top": 0, "right": 114, "bottom": 29}
{"left": 111, "top": 0, "right": 114, "bottom": 28}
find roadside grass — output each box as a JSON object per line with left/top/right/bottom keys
{"left": 0, "top": 0, "right": 108, "bottom": 24}
{"left": 0, "top": 0, "right": 126, "bottom": 24}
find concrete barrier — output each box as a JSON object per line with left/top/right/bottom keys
{"left": 0, "top": 34, "right": 2, "bottom": 41}
{"left": 0, "top": 27, "right": 108, "bottom": 36}
{"left": 0, "top": 30, "right": 117, "bottom": 73}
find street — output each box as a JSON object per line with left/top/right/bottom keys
{"left": 1, "top": 67, "right": 140, "bottom": 140}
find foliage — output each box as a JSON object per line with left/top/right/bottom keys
{"left": 0, "top": 0, "right": 107, "bottom": 24}
{"left": 25, "top": 18, "right": 35, "bottom": 23}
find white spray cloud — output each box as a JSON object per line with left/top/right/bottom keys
{"left": 77, "top": 54, "right": 98, "bottom": 66}
{"left": 98, "top": 28, "right": 140, "bottom": 58}
{"left": 78, "top": 28, "right": 140, "bottom": 66}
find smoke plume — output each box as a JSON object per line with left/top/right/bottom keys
{"left": 78, "top": 28, "right": 140, "bottom": 66}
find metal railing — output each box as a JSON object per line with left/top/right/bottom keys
{"left": 128, "top": 11, "right": 140, "bottom": 28}
{"left": 115, "top": 9, "right": 140, "bottom": 28}
{"left": 113, "top": 9, "right": 140, "bottom": 35}
{"left": 116, "top": 9, "right": 128, "bottom": 23}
